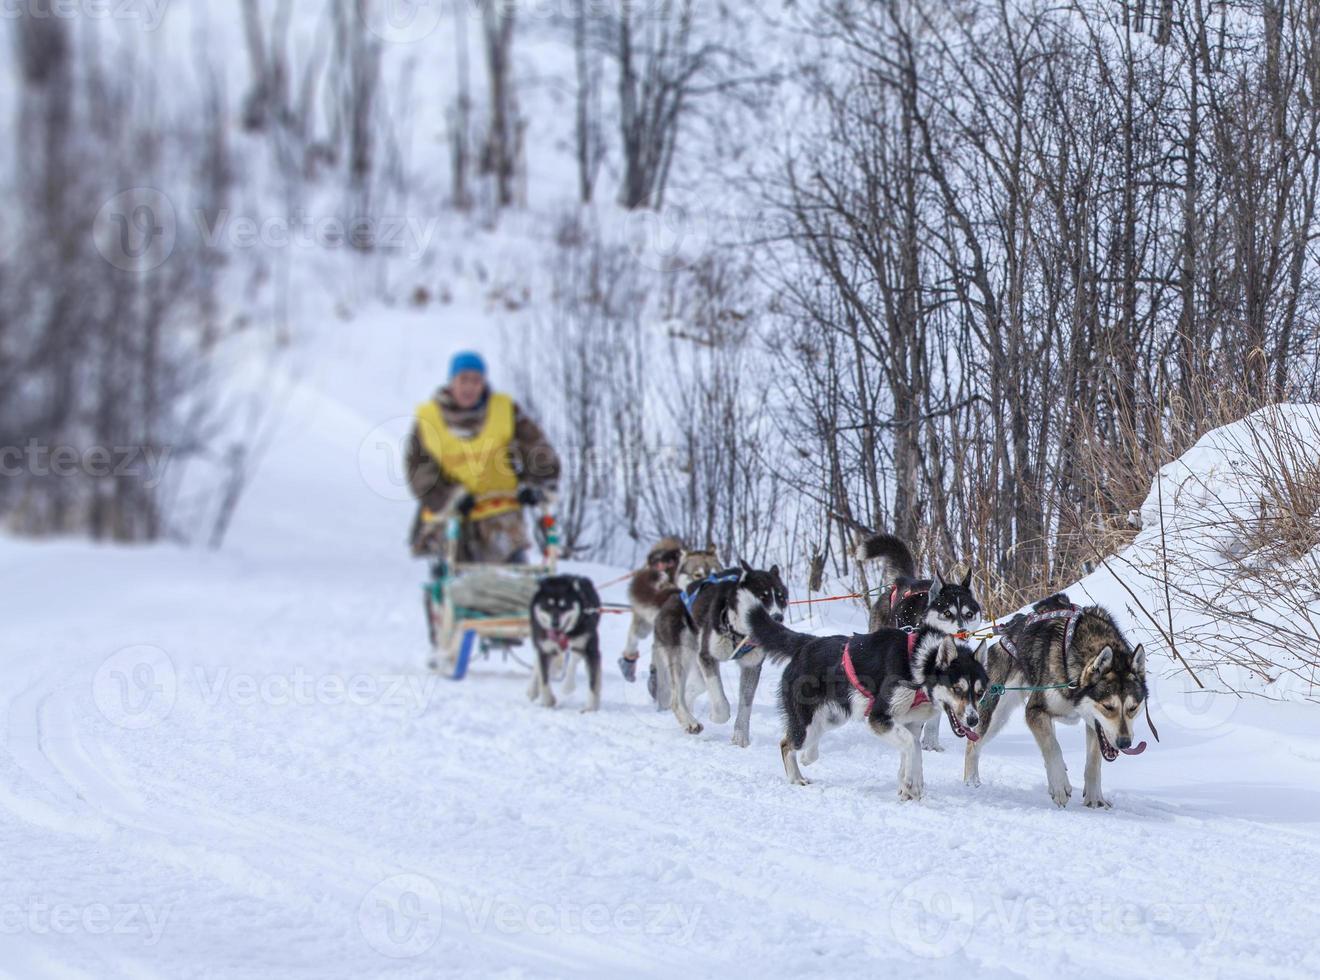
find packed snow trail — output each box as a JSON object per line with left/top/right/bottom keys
{"left": 3, "top": 305, "right": 1319, "bottom": 978}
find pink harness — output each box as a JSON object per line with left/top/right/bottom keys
{"left": 842, "top": 634, "right": 929, "bottom": 718}
{"left": 889, "top": 585, "right": 930, "bottom": 615}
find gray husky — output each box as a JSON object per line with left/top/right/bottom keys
{"left": 652, "top": 560, "right": 788, "bottom": 746}
{"left": 964, "top": 595, "right": 1149, "bottom": 808}
{"left": 855, "top": 532, "right": 981, "bottom": 752}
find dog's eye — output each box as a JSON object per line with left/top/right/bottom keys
{"left": 1103, "top": 701, "right": 1119, "bottom": 713}
{"left": 1126, "top": 704, "right": 1140, "bottom": 718}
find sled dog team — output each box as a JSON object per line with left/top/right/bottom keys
{"left": 527, "top": 533, "right": 1149, "bottom": 810}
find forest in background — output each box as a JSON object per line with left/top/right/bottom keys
{"left": 3, "top": 0, "right": 1317, "bottom": 623}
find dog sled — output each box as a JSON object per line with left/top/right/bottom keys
{"left": 423, "top": 504, "right": 560, "bottom": 680}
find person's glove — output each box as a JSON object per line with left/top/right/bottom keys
{"left": 453, "top": 493, "right": 477, "bottom": 517}
{"left": 517, "top": 485, "right": 544, "bottom": 507}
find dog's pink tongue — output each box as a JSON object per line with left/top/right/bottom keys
{"left": 1120, "top": 741, "right": 1147, "bottom": 756}
{"left": 962, "top": 729, "right": 981, "bottom": 742}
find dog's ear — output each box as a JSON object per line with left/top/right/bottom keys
{"left": 961, "top": 566, "right": 973, "bottom": 589}
{"left": 1131, "top": 643, "right": 1146, "bottom": 674}
{"left": 769, "top": 564, "right": 780, "bottom": 579}
{"left": 975, "top": 639, "right": 989, "bottom": 669}
{"left": 1082, "top": 645, "right": 1114, "bottom": 687}
{"left": 739, "top": 558, "right": 753, "bottom": 579}
{"left": 929, "top": 571, "right": 944, "bottom": 604}
{"left": 936, "top": 636, "right": 957, "bottom": 669}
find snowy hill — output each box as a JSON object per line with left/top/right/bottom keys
{"left": 4, "top": 300, "right": 1320, "bottom": 979}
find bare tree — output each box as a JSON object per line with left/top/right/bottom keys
{"left": 479, "top": 0, "right": 521, "bottom": 208}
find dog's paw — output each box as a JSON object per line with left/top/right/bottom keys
{"left": 708, "top": 702, "right": 731, "bottom": 725}
{"left": 540, "top": 694, "right": 557, "bottom": 709}
{"left": 965, "top": 773, "right": 982, "bottom": 788}
{"left": 1049, "top": 781, "right": 1073, "bottom": 807}
{"left": 897, "top": 783, "right": 924, "bottom": 802}
{"left": 1083, "top": 791, "right": 1112, "bottom": 809}
{"left": 580, "top": 705, "right": 599, "bottom": 715}
{"left": 922, "top": 740, "right": 945, "bottom": 753}
{"left": 789, "top": 775, "right": 812, "bottom": 786}
{"left": 683, "top": 721, "right": 704, "bottom": 735}
{"left": 730, "top": 730, "right": 750, "bottom": 748}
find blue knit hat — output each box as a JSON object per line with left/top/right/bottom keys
{"left": 448, "top": 350, "right": 487, "bottom": 380}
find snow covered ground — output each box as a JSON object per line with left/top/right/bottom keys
{"left": 5, "top": 300, "right": 1320, "bottom": 979}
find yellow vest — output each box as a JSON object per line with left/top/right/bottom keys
{"left": 416, "top": 393, "right": 520, "bottom": 519}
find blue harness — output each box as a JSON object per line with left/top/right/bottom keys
{"left": 680, "top": 571, "right": 741, "bottom": 617}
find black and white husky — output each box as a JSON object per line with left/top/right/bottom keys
{"left": 750, "top": 608, "right": 990, "bottom": 799}
{"left": 528, "top": 576, "right": 603, "bottom": 712}
{"left": 855, "top": 532, "right": 982, "bottom": 752}
{"left": 652, "top": 560, "right": 788, "bottom": 745}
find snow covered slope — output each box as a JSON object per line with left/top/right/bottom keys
{"left": 1063, "top": 405, "right": 1320, "bottom": 704}
{"left": 4, "top": 302, "right": 1320, "bottom": 979}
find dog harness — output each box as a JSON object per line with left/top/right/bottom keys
{"left": 889, "top": 585, "right": 929, "bottom": 616}
{"left": 998, "top": 606, "right": 1082, "bottom": 669}
{"left": 679, "top": 571, "right": 741, "bottom": 617}
{"left": 415, "top": 393, "right": 520, "bottom": 520}
{"left": 842, "top": 634, "right": 929, "bottom": 719}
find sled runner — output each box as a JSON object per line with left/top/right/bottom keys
{"left": 423, "top": 506, "right": 560, "bottom": 680}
